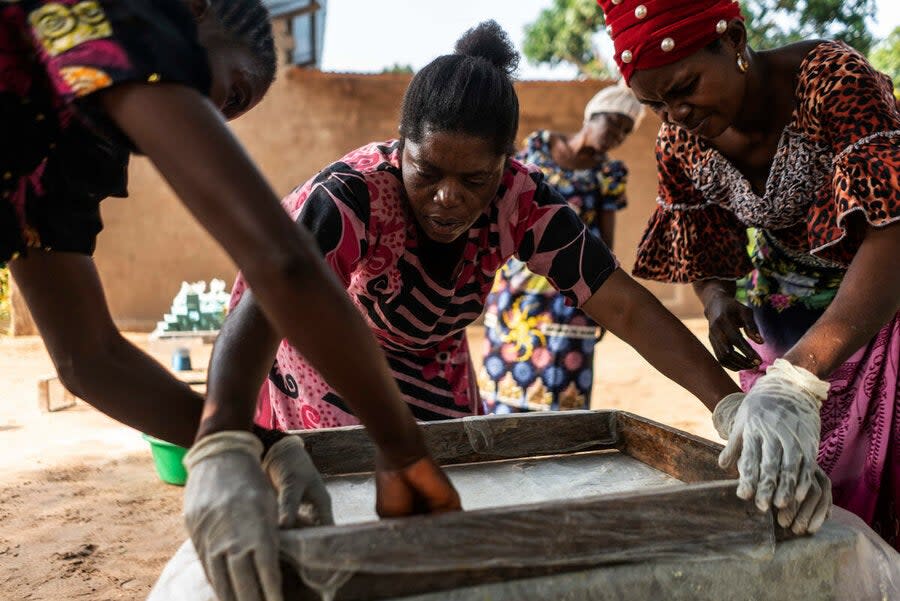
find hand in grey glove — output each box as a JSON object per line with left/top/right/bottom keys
{"left": 183, "top": 430, "right": 334, "bottom": 601}
{"left": 183, "top": 431, "right": 283, "bottom": 601}
{"left": 261, "top": 435, "right": 333, "bottom": 528}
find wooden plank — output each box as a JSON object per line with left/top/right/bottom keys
{"left": 36, "top": 375, "right": 78, "bottom": 413}
{"left": 615, "top": 411, "right": 736, "bottom": 483}
{"left": 295, "top": 411, "right": 618, "bottom": 476}
{"left": 279, "top": 481, "right": 773, "bottom": 601}
{"left": 615, "top": 412, "right": 799, "bottom": 543}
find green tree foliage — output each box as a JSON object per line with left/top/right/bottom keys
{"left": 868, "top": 26, "right": 900, "bottom": 97}
{"left": 523, "top": 0, "right": 611, "bottom": 79}
{"left": 522, "top": 0, "right": 877, "bottom": 77}
{"left": 742, "top": 0, "right": 876, "bottom": 53}
{"left": 381, "top": 63, "right": 414, "bottom": 74}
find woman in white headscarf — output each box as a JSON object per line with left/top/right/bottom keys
{"left": 479, "top": 85, "right": 644, "bottom": 413}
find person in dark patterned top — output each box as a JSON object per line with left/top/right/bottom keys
{"left": 2, "top": 1, "right": 464, "bottom": 598}
{"left": 480, "top": 84, "right": 643, "bottom": 413}
{"left": 598, "top": 0, "right": 899, "bottom": 547}
{"left": 213, "top": 22, "right": 741, "bottom": 443}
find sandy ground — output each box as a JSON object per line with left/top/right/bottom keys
{"left": 0, "top": 320, "right": 734, "bottom": 600}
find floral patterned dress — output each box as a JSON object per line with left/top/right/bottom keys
{"left": 229, "top": 141, "right": 618, "bottom": 430}
{"left": 0, "top": 0, "right": 211, "bottom": 263}
{"left": 478, "top": 130, "right": 627, "bottom": 413}
{"left": 633, "top": 41, "right": 900, "bottom": 547}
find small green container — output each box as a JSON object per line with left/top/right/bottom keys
{"left": 143, "top": 433, "right": 188, "bottom": 486}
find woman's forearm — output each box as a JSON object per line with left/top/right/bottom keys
{"left": 784, "top": 223, "right": 900, "bottom": 378}
{"left": 244, "top": 267, "right": 426, "bottom": 465}
{"left": 583, "top": 270, "right": 740, "bottom": 410}
{"left": 10, "top": 251, "right": 205, "bottom": 447}
{"left": 102, "top": 83, "right": 427, "bottom": 465}
{"left": 197, "top": 291, "right": 281, "bottom": 441}
{"left": 692, "top": 279, "right": 736, "bottom": 313}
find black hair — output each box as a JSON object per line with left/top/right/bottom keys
{"left": 209, "top": 0, "right": 277, "bottom": 89}
{"left": 399, "top": 20, "right": 520, "bottom": 156}
{"left": 705, "top": 37, "right": 723, "bottom": 53}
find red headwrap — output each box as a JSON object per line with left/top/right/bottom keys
{"left": 597, "top": 0, "right": 744, "bottom": 84}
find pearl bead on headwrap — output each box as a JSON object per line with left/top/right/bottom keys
{"left": 596, "top": 0, "right": 744, "bottom": 84}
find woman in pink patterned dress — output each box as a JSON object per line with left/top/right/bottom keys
{"left": 210, "top": 20, "right": 755, "bottom": 489}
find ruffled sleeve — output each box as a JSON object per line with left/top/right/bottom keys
{"left": 632, "top": 125, "right": 751, "bottom": 283}
{"left": 800, "top": 42, "right": 900, "bottom": 264}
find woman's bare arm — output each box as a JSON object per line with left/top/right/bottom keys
{"left": 200, "top": 290, "right": 281, "bottom": 439}
{"left": 582, "top": 269, "right": 740, "bottom": 410}
{"left": 99, "top": 82, "right": 425, "bottom": 465}
{"left": 783, "top": 222, "right": 900, "bottom": 378}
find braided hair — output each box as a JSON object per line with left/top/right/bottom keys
{"left": 399, "top": 20, "right": 520, "bottom": 156}
{"left": 208, "top": 0, "right": 277, "bottom": 88}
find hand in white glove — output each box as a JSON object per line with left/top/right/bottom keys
{"left": 261, "top": 435, "right": 333, "bottom": 528}
{"left": 184, "top": 431, "right": 283, "bottom": 601}
{"left": 717, "top": 358, "right": 830, "bottom": 513}
{"left": 713, "top": 388, "right": 832, "bottom": 534}
{"left": 711, "top": 392, "right": 745, "bottom": 440}
{"left": 774, "top": 466, "right": 832, "bottom": 534}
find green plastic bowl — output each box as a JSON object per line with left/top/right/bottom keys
{"left": 143, "top": 433, "right": 188, "bottom": 486}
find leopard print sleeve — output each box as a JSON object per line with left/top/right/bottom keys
{"left": 632, "top": 124, "right": 751, "bottom": 283}
{"left": 801, "top": 41, "right": 900, "bottom": 263}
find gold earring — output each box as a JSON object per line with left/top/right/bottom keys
{"left": 736, "top": 53, "right": 749, "bottom": 73}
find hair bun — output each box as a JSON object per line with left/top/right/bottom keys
{"left": 454, "top": 20, "right": 519, "bottom": 76}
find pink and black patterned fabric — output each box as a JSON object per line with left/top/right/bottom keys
{"left": 0, "top": 0, "right": 210, "bottom": 262}
{"left": 230, "top": 140, "right": 618, "bottom": 430}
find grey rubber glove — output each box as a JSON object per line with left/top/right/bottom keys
{"left": 713, "top": 387, "right": 832, "bottom": 534}
{"left": 184, "top": 431, "right": 283, "bottom": 601}
{"left": 718, "top": 358, "right": 830, "bottom": 512}
{"left": 261, "top": 435, "right": 334, "bottom": 528}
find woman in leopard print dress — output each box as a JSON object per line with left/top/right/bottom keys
{"left": 598, "top": 0, "right": 899, "bottom": 547}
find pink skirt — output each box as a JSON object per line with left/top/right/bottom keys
{"left": 741, "top": 312, "right": 900, "bottom": 549}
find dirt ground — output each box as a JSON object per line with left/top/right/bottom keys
{"left": 0, "top": 320, "right": 733, "bottom": 600}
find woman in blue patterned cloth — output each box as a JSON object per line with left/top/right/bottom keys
{"left": 479, "top": 85, "right": 644, "bottom": 412}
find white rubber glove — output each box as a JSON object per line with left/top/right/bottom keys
{"left": 773, "top": 466, "right": 832, "bottom": 534}
{"left": 184, "top": 431, "right": 283, "bottom": 601}
{"left": 711, "top": 392, "right": 745, "bottom": 440}
{"left": 261, "top": 436, "right": 334, "bottom": 528}
{"left": 713, "top": 387, "right": 832, "bottom": 534}
{"left": 718, "top": 358, "right": 830, "bottom": 514}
